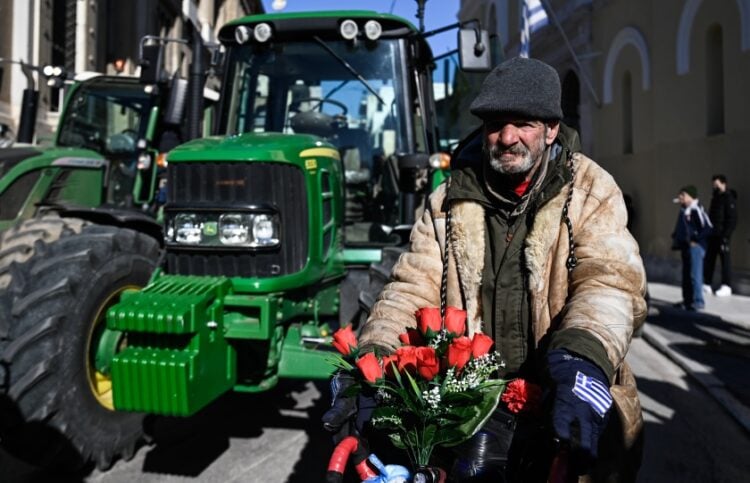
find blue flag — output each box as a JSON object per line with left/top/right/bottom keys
{"left": 520, "top": 0, "right": 549, "bottom": 58}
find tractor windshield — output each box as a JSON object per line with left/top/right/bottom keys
{"left": 221, "top": 39, "right": 408, "bottom": 158}
{"left": 56, "top": 78, "right": 156, "bottom": 206}
{"left": 220, "top": 38, "right": 417, "bottom": 245}
{"left": 57, "top": 79, "right": 152, "bottom": 156}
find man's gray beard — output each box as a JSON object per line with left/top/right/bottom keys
{"left": 485, "top": 130, "right": 548, "bottom": 175}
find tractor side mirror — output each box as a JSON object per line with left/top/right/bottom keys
{"left": 397, "top": 153, "right": 430, "bottom": 194}
{"left": 208, "top": 45, "right": 224, "bottom": 69}
{"left": 163, "top": 77, "right": 188, "bottom": 125}
{"left": 139, "top": 43, "right": 164, "bottom": 84}
{"left": 458, "top": 27, "right": 491, "bottom": 72}
{"left": 0, "top": 122, "right": 12, "bottom": 147}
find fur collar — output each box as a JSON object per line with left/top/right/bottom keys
{"left": 448, "top": 176, "right": 570, "bottom": 333}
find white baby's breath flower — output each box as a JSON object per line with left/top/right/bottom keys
{"left": 376, "top": 388, "right": 393, "bottom": 403}
{"left": 371, "top": 414, "right": 403, "bottom": 426}
{"left": 429, "top": 329, "right": 448, "bottom": 348}
{"left": 422, "top": 386, "right": 442, "bottom": 409}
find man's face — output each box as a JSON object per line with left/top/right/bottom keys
{"left": 678, "top": 192, "right": 693, "bottom": 207}
{"left": 713, "top": 179, "right": 726, "bottom": 192}
{"left": 483, "top": 119, "right": 559, "bottom": 175}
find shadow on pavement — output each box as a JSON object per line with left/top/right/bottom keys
{"left": 635, "top": 374, "right": 750, "bottom": 482}
{"left": 646, "top": 299, "right": 750, "bottom": 406}
{"left": 136, "top": 379, "right": 335, "bottom": 479}
{"left": 285, "top": 380, "right": 338, "bottom": 483}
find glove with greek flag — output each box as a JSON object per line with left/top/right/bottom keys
{"left": 547, "top": 349, "right": 613, "bottom": 461}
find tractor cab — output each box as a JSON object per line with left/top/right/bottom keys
{"left": 217, "top": 11, "right": 441, "bottom": 246}
{"left": 55, "top": 76, "right": 163, "bottom": 207}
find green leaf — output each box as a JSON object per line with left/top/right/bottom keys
{"left": 422, "top": 424, "right": 437, "bottom": 448}
{"left": 441, "top": 385, "right": 505, "bottom": 447}
{"left": 433, "top": 427, "right": 466, "bottom": 446}
{"left": 325, "top": 356, "right": 354, "bottom": 371}
{"left": 441, "top": 391, "right": 482, "bottom": 406}
{"left": 380, "top": 382, "right": 421, "bottom": 414}
{"left": 388, "top": 432, "right": 406, "bottom": 449}
{"left": 403, "top": 370, "right": 424, "bottom": 403}
{"left": 391, "top": 362, "right": 404, "bottom": 387}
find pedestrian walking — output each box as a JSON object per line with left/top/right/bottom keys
{"left": 672, "top": 185, "right": 712, "bottom": 310}
{"left": 703, "top": 174, "right": 737, "bottom": 297}
{"left": 324, "top": 57, "right": 647, "bottom": 481}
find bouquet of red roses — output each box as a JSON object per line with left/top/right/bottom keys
{"left": 330, "top": 306, "right": 508, "bottom": 468}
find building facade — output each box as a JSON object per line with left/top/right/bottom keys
{"left": 0, "top": 0, "right": 262, "bottom": 144}
{"left": 460, "top": 0, "right": 750, "bottom": 292}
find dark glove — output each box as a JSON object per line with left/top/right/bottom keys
{"left": 547, "top": 349, "right": 612, "bottom": 471}
{"left": 321, "top": 371, "right": 376, "bottom": 441}
{"left": 449, "top": 409, "right": 516, "bottom": 482}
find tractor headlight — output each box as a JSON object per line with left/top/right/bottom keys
{"left": 167, "top": 212, "right": 280, "bottom": 248}
{"left": 251, "top": 214, "right": 279, "bottom": 247}
{"left": 340, "top": 19, "right": 358, "bottom": 40}
{"left": 235, "top": 25, "right": 251, "bottom": 44}
{"left": 219, "top": 213, "right": 250, "bottom": 245}
{"left": 174, "top": 214, "right": 203, "bottom": 244}
{"left": 253, "top": 22, "right": 272, "bottom": 43}
{"left": 364, "top": 20, "right": 382, "bottom": 41}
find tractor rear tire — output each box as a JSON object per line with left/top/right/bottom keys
{"left": 0, "top": 223, "right": 160, "bottom": 472}
{"left": 0, "top": 214, "right": 90, "bottom": 290}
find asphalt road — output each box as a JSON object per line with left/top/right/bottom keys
{"left": 3, "top": 338, "right": 750, "bottom": 482}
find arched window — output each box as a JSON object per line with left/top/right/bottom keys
{"left": 561, "top": 71, "right": 580, "bottom": 134}
{"left": 706, "top": 23, "right": 725, "bottom": 135}
{"left": 622, "top": 71, "right": 633, "bottom": 154}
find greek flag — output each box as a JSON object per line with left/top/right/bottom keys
{"left": 520, "top": 0, "right": 549, "bottom": 58}
{"left": 573, "top": 371, "right": 613, "bottom": 418}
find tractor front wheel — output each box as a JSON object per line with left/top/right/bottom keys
{"left": 0, "top": 223, "right": 160, "bottom": 471}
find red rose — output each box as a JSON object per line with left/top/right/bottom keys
{"left": 444, "top": 306, "right": 466, "bottom": 336}
{"left": 395, "top": 346, "right": 418, "bottom": 374}
{"left": 356, "top": 352, "right": 383, "bottom": 383}
{"left": 501, "top": 379, "right": 542, "bottom": 414}
{"left": 332, "top": 324, "right": 357, "bottom": 356}
{"left": 415, "top": 347, "right": 440, "bottom": 381}
{"left": 416, "top": 307, "right": 442, "bottom": 335}
{"left": 471, "top": 333, "right": 494, "bottom": 358}
{"left": 446, "top": 336, "right": 472, "bottom": 371}
{"left": 399, "top": 328, "right": 425, "bottom": 346}
{"left": 382, "top": 355, "right": 399, "bottom": 378}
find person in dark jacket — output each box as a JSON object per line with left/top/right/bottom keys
{"left": 703, "top": 174, "right": 737, "bottom": 297}
{"left": 672, "top": 185, "right": 712, "bottom": 310}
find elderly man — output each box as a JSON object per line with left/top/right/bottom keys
{"left": 326, "top": 57, "right": 647, "bottom": 481}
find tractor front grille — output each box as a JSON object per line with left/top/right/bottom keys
{"left": 165, "top": 162, "right": 308, "bottom": 277}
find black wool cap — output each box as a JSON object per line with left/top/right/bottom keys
{"left": 470, "top": 57, "right": 563, "bottom": 121}
{"left": 679, "top": 185, "right": 698, "bottom": 198}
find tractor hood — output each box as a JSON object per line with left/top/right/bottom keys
{"left": 166, "top": 132, "right": 339, "bottom": 164}
{"left": 0, "top": 146, "right": 44, "bottom": 178}
{"left": 0, "top": 146, "right": 106, "bottom": 185}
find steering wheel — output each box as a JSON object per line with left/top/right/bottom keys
{"left": 289, "top": 97, "right": 348, "bottom": 137}
{"left": 106, "top": 128, "right": 137, "bottom": 153}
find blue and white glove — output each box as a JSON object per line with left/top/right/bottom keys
{"left": 547, "top": 349, "right": 612, "bottom": 463}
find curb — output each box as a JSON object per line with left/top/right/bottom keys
{"left": 641, "top": 324, "right": 750, "bottom": 436}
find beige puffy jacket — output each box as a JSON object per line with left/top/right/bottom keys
{"left": 359, "top": 153, "right": 648, "bottom": 472}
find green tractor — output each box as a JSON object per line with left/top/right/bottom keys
{"left": 0, "top": 39, "right": 214, "bottom": 470}
{"left": 0, "top": 9, "right": 491, "bottom": 472}
{"left": 0, "top": 35, "right": 219, "bottom": 238}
